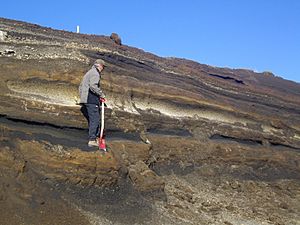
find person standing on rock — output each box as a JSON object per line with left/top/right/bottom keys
{"left": 79, "top": 59, "right": 106, "bottom": 147}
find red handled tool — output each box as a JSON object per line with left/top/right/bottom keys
{"left": 99, "top": 97, "right": 107, "bottom": 151}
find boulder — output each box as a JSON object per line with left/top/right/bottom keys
{"left": 110, "top": 32, "right": 122, "bottom": 45}
{"left": 128, "top": 161, "right": 165, "bottom": 192}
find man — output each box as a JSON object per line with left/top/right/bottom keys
{"left": 79, "top": 59, "right": 106, "bottom": 147}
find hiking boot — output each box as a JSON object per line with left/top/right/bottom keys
{"left": 88, "top": 140, "right": 98, "bottom": 147}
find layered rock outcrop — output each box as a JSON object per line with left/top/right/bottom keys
{"left": 0, "top": 17, "right": 299, "bottom": 225}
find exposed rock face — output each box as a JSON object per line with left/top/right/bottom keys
{"left": 0, "top": 17, "right": 299, "bottom": 225}
{"left": 0, "top": 30, "right": 7, "bottom": 41}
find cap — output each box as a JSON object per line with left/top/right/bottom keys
{"left": 94, "top": 59, "right": 106, "bottom": 66}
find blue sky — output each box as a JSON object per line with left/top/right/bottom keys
{"left": 1, "top": 0, "right": 300, "bottom": 83}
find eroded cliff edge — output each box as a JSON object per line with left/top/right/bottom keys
{"left": 0, "top": 18, "right": 299, "bottom": 225}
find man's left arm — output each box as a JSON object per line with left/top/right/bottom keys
{"left": 89, "top": 73, "right": 105, "bottom": 98}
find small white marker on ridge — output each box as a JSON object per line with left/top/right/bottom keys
{"left": 76, "top": 25, "right": 80, "bottom": 33}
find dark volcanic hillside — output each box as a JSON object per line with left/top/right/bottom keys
{"left": 0, "top": 17, "right": 299, "bottom": 225}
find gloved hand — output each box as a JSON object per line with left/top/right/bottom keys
{"left": 100, "top": 97, "right": 107, "bottom": 107}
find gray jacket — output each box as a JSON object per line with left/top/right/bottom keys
{"left": 79, "top": 66, "right": 105, "bottom": 104}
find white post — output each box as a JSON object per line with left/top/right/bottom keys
{"left": 76, "top": 25, "right": 80, "bottom": 33}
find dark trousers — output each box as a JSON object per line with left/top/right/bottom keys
{"left": 81, "top": 104, "right": 100, "bottom": 141}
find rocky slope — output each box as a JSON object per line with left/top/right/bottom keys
{"left": 0, "top": 17, "right": 299, "bottom": 225}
